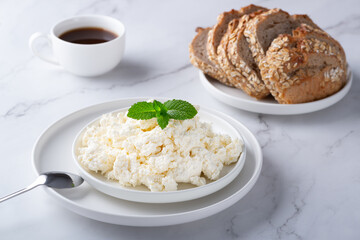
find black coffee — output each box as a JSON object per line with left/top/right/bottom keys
{"left": 59, "top": 27, "right": 118, "bottom": 44}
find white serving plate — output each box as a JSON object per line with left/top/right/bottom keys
{"left": 199, "top": 66, "right": 352, "bottom": 115}
{"left": 72, "top": 107, "right": 246, "bottom": 203}
{"left": 32, "top": 98, "right": 262, "bottom": 226}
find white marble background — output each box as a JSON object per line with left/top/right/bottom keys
{"left": 0, "top": 0, "right": 359, "bottom": 239}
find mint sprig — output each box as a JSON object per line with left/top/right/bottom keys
{"left": 127, "top": 99, "right": 198, "bottom": 129}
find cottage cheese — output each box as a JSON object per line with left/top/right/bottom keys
{"left": 78, "top": 111, "right": 242, "bottom": 192}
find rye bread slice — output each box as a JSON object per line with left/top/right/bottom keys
{"left": 189, "top": 27, "right": 230, "bottom": 86}
{"left": 259, "top": 24, "right": 347, "bottom": 104}
{"left": 217, "top": 10, "right": 270, "bottom": 99}
{"left": 207, "top": 5, "right": 267, "bottom": 66}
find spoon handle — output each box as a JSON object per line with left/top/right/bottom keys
{"left": 0, "top": 186, "right": 39, "bottom": 203}
{"left": 0, "top": 175, "right": 46, "bottom": 203}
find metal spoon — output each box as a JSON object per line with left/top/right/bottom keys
{"left": 0, "top": 171, "right": 84, "bottom": 203}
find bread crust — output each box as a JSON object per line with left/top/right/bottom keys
{"left": 259, "top": 24, "right": 347, "bottom": 104}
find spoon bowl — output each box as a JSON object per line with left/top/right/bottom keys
{"left": 42, "top": 172, "right": 84, "bottom": 189}
{"left": 0, "top": 171, "right": 83, "bottom": 203}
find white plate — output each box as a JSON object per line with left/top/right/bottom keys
{"left": 199, "top": 66, "right": 353, "bottom": 115}
{"left": 32, "top": 98, "right": 262, "bottom": 226}
{"left": 73, "top": 107, "right": 246, "bottom": 203}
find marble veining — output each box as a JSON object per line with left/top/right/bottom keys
{"left": 256, "top": 114, "right": 272, "bottom": 148}
{"left": 325, "top": 130, "right": 355, "bottom": 157}
{"left": 1, "top": 0, "right": 359, "bottom": 239}
{"left": 118, "top": 63, "right": 193, "bottom": 87}
{"left": 324, "top": 14, "right": 360, "bottom": 34}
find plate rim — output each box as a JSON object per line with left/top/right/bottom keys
{"left": 199, "top": 66, "right": 353, "bottom": 115}
{"left": 31, "top": 98, "right": 263, "bottom": 226}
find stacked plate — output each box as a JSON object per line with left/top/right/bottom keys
{"left": 32, "top": 98, "right": 263, "bottom": 226}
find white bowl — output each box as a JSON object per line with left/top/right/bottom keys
{"left": 72, "top": 107, "right": 246, "bottom": 203}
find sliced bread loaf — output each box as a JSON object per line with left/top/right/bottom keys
{"left": 189, "top": 27, "right": 230, "bottom": 86}
{"left": 259, "top": 24, "right": 347, "bottom": 103}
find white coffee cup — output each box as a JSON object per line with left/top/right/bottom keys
{"left": 29, "top": 15, "right": 125, "bottom": 77}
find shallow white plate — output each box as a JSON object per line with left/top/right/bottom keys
{"left": 32, "top": 98, "right": 262, "bottom": 226}
{"left": 199, "top": 66, "right": 352, "bottom": 115}
{"left": 73, "top": 107, "right": 246, "bottom": 203}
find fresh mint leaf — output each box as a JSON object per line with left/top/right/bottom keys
{"left": 164, "top": 100, "right": 197, "bottom": 120}
{"left": 156, "top": 113, "right": 169, "bottom": 129}
{"left": 127, "top": 101, "right": 156, "bottom": 120}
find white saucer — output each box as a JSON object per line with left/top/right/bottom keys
{"left": 32, "top": 98, "right": 262, "bottom": 226}
{"left": 73, "top": 107, "right": 247, "bottom": 203}
{"left": 199, "top": 66, "right": 352, "bottom": 115}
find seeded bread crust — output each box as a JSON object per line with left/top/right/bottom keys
{"left": 189, "top": 27, "right": 230, "bottom": 86}
{"left": 217, "top": 10, "right": 270, "bottom": 99}
{"left": 259, "top": 24, "right": 347, "bottom": 104}
{"left": 207, "top": 5, "right": 267, "bottom": 66}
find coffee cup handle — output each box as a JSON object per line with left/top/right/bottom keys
{"left": 29, "top": 32, "right": 59, "bottom": 65}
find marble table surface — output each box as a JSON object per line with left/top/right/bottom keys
{"left": 1, "top": 0, "right": 359, "bottom": 239}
